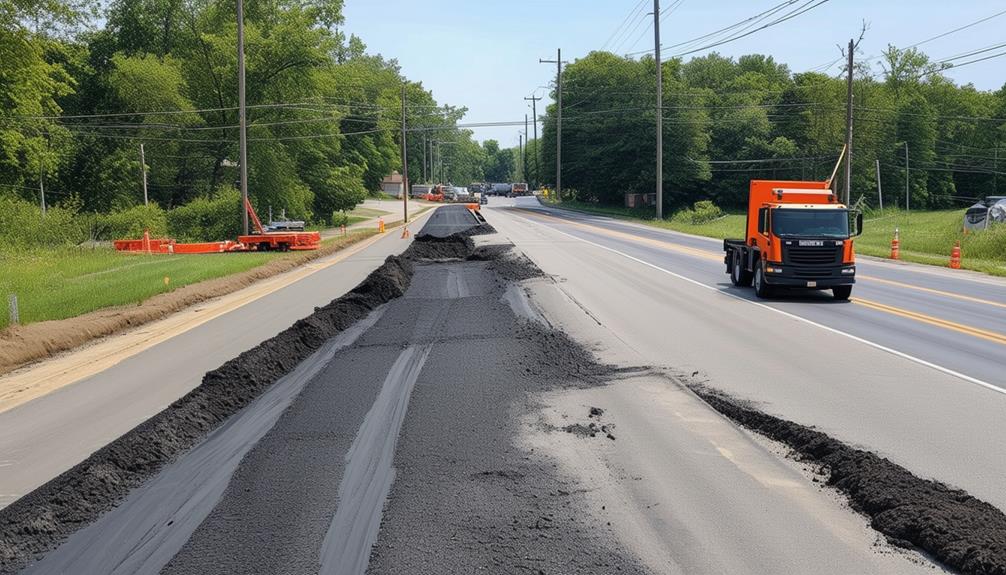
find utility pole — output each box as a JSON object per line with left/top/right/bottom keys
{"left": 994, "top": 147, "right": 998, "bottom": 195}
{"left": 139, "top": 143, "right": 149, "bottom": 206}
{"left": 422, "top": 134, "right": 427, "bottom": 183}
{"left": 654, "top": 0, "right": 663, "bottom": 219}
{"left": 540, "top": 49, "right": 566, "bottom": 201}
{"left": 524, "top": 95, "right": 542, "bottom": 189}
{"left": 519, "top": 133, "right": 524, "bottom": 182}
{"left": 236, "top": 0, "right": 249, "bottom": 235}
{"left": 904, "top": 141, "right": 910, "bottom": 213}
{"left": 39, "top": 165, "right": 46, "bottom": 216}
{"left": 401, "top": 84, "right": 409, "bottom": 224}
{"left": 875, "top": 159, "right": 883, "bottom": 210}
{"left": 524, "top": 114, "right": 529, "bottom": 183}
{"left": 843, "top": 38, "right": 854, "bottom": 206}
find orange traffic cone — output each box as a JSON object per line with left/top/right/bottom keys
{"left": 378, "top": 217, "right": 385, "bottom": 233}
{"left": 890, "top": 228, "right": 900, "bottom": 260}
{"left": 401, "top": 226, "right": 411, "bottom": 239}
{"left": 950, "top": 240, "right": 962, "bottom": 269}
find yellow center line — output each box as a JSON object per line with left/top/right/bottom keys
{"left": 851, "top": 298, "right": 1006, "bottom": 346}
{"left": 515, "top": 207, "right": 1006, "bottom": 346}
{"left": 857, "top": 275, "right": 1006, "bottom": 310}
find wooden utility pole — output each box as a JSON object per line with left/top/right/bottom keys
{"left": 875, "top": 159, "right": 883, "bottom": 210}
{"left": 844, "top": 38, "right": 854, "bottom": 206}
{"left": 422, "top": 134, "right": 427, "bottom": 183}
{"left": 904, "top": 142, "right": 910, "bottom": 212}
{"left": 540, "top": 49, "right": 566, "bottom": 201}
{"left": 140, "top": 143, "right": 149, "bottom": 206}
{"left": 654, "top": 0, "right": 664, "bottom": 219}
{"left": 39, "top": 165, "right": 46, "bottom": 216}
{"left": 401, "top": 84, "right": 409, "bottom": 224}
{"left": 524, "top": 95, "right": 542, "bottom": 189}
{"left": 518, "top": 133, "right": 524, "bottom": 182}
{"left": 524, "top": 114, "right": 529, "bottom": 183}
{"left": 237, "top": 0, "right": 249, "bottom": 235}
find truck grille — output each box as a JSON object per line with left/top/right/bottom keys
{"left": 784, "top": 244, "right": 842, "bottom": 266}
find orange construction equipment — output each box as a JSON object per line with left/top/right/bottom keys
{"left": 890, "top": 228, "right": 901, "bottom": 260}
{"left": 115, "top": 198, "right": 321, "bottom": 254}
{"left": 950, "top": 240, "right": 962, "bottom": 269}
{"left": 237, "top": 197, "right": 320, "bottom": 251}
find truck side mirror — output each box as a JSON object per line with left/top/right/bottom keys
{"left": 855, "top": 211, "right": 864, "bottom": 236}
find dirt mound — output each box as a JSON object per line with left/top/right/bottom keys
{"left": 0, "top": 233, "right": 375, "bottom": 377}
{"left": 693, "top": 387, "right": 1006, "bottom": 575}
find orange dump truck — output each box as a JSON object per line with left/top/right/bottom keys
{"left": 723, "top": 180, "right": 862, "bottom": 300}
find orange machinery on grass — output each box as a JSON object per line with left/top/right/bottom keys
{"left": 114, "top": 198, "right": 320, "bottom": 254}
{"left": 237, "top": 197, "right": 321, "bottom": 251}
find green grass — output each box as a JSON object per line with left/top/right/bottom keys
{"left": 550, "top": 200, "right": 1006, "bottom": 277}
{"left": 0, "top": 248, "right": 280, "bottom": 328}
{"left": 349, "top": 206, "right": 390, "bottom": 219}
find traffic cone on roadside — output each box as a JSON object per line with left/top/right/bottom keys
{"left": 950, "top": 240, "right": 962, "bottom": 269}
{"left": 378, "top": 217, "right": 385, "bottom": 233}
{"left": 401, "top": 226, "right": 411, "bottom": 239}
{"left": 890, "top": 228, "right": 900, "bottom": 260}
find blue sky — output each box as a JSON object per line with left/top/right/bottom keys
{"left": 342, "top": 0, "right": 1005, "bottom": 145}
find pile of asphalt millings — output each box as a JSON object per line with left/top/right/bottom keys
{"left": 0, "top": 228, "right": 488, "bottom": 575}
{"left": 692, "top": 386, "right": 1006, "bottom": 575}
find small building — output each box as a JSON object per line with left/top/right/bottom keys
{"left": 381, "top": 172, "right": 404, "bottom": 197}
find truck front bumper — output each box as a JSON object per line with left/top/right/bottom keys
{"left": 762, "top": 264, "right": 856, "bottom": 288}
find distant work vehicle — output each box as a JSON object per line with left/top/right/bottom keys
{"left": 723, "top": 180, "right": 862, "bottom": 300}
{"left": 239, "top": 197, "right": 321, "bottom": 251}
{"left": 509, "top": 183, "right": 530, "bottom": 197}
{"left": 425, "top": 184, "right": 445, "bottom": 202}
{"left": 469, "top": 183, "right": 486, "bottom": 194}
{"left": 411, "top": 184, "right": 433, "bottom": 199}
{"left": 491, "top": 183, "right": 512, "bottom": 196}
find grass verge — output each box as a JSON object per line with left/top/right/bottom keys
{"left": 0, "top": 230, "right": 378, "bottom": 373}
{"left": 548, "top": 200, "right": 1006, "bottom": 277}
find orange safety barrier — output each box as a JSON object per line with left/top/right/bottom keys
{"left": 950, "top": 240, "right": 962, "bottom": 269}
{"left": 890, "top": 228, "right": 900, "bottom": 260}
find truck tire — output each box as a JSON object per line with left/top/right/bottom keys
{"left": 832, "top": 285, "right": 852, "bottom": 300}
{"left": 730, "top": 250, "right": 753, "bottom": 287}
{"left": 754, "top": 265, "right": 774, "bottom": 299}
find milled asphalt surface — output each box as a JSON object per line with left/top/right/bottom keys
{"left": 0, "top": 214, "right": 428, "bottom": 510}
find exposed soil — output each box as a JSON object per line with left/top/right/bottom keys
{"left": 692, "top": 385, "right": 1006, "bottom": 575}
{"left": 0, "top": 232, "right": 379, "bottom": 376}
{"left": 0, "top": 227, "right": 482, "bottom": 575}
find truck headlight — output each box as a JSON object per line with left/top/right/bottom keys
{"left": 841, "top": 267, "right": 856, "bottom": 274}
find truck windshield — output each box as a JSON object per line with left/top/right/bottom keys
{"left": 773, "top": 209, "right": 850, "bottom": 238}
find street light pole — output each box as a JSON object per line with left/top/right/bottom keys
{"left": 401, "top": 84, "right": 409, "bottom": 224}
{"left": 904, "top": 141, "right": 910, "bottom": 213}
{"left": 236, "top": 0, "right": 249, "bottom": 235}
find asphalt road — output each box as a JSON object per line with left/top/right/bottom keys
{"left": 7, "top": 205, "right": 985, "bottom": 573}
{"left": 0, "top": 215, "right": 427, "bottom": 509}
{"left": 486, "top": 197, "right": 1006, "bottom": 512}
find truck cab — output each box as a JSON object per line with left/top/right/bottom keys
{"left": 723, "top": 180, "right": 862, "bottom": 300}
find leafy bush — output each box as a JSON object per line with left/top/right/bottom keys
{"left": 671, "top": 200, "right": 724, "bottom": 225}
{"left": 0, "top": 195, "right": 87, "bottom": 250}
{"left": 94, "top": 203, "right": 168, "bottom": 240}
{"left": 167, "top": 189, "right": 242, "bottom": 242}
{"left": 331, "top": 211, "right": 349, "bottom": 227}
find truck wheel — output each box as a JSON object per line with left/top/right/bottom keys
{"left": 832, "top": 285, "right": 852, "bottom": 300}
{"left": 730, "top": 251, "right": 753, "bottom": 287}
{"left": 754, "top": 265, "right": 773, "bottom": 299}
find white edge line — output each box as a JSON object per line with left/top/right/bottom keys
{"left": 509, "top": 211, "right": 1006, "bottom": 397}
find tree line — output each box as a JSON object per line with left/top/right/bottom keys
{"left": 0, "top": 0, "right": 501, "bottom": 235}
{"left": 529, "top": 48, "right": 1006, "bottom": 211}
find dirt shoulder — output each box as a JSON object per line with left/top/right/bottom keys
{"left": 0, "top": 232, "right": 378, "bottom": 377}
